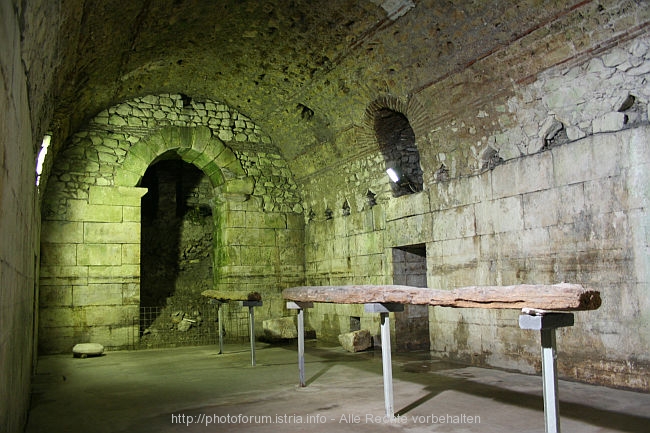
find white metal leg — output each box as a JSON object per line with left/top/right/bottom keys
{"left": 287, "top": 301, "right": 313, "bottom": 387}
{"left": 519, "top": 311, "right": 574, "bottom": 433}
{"left": 243, "top": 301, "right": 262, "bottom": 366}
{"left": 365, "top": 302, "right": 404, "bottom": 418}
{"left": 218, "top": 302, "right": 224, "bottom": 354}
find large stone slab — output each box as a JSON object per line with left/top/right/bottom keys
{"left": 338, "top": 330, "right": 372, "bottom": 352}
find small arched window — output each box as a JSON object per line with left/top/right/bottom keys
{"left": 374, "top": 108, "right": 423, "bottom": 197}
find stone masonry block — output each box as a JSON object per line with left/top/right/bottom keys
{"left": 338, "top": 329, "right": 372, "bottom": 352}
{"left": 430, "top": 172, "right": 491, "bottom": 211}
{"left": 522, "top": 188, "right": 560, "bottom": 229}
{"left": 519, "top": 227, "right": 552, "bottom": 256}
{"left": 41, "top": 221, "right": 84, "bottom": 243}
{"left": 385, "top": 213, "right": 430, "bottom": 246}
{"left": 67, "top": 200, "right": 122, "bottom": 222}
{"left": 224, "top": 177, "right": 254, "bottom": 195}
{"left": 118, "top": 156, "right": 149, "bottom": 180}
{"left": 593, "top": 112, "right": 627, "bottom": 134}
{"left": 558, "top": 183, "right": 586, "bottom": 224}
{"left": 432, "top": 205, "right": 476, "bottom": 240}
{"left": 38, "top": 307, "right": 76, "bottom": 329}
{"left": 224, "top": 228, "right": 276, "bottom": 247}
{"left": 39, "top": 285, "right": 73, "bottom": 306}
{"left": 202, "top": 162, "right": 225, "bottom": 186}
{"left": 121, "top": 244, "right": 140, "bottom": 264}
{"left": 87, "top": 264, "right": 140, "bottom": 280}
{"left": 83, "top": 305, "right": 138, "bottom": 326}
{"left": 552, "top": 133, "right": 622, "bottom": 187}
{"left": 122, "top": 206, "right": 141, "bottom": 222}
{"left": 87, "top": 325, "right": 134, "bottom": 349}
{"left": 122, "top": 283, "right": 140, "bottom": 305}
{"left": 475, "top": 196, "right": 524, "bottom": 235}
{"left": 40, "top": 243, "right": 77, "bottom": 266}
{"left": 492, "top": 151, "right": 552, "bottom": 199}
{"left": 128, "top": 141, "right": 158, "bottom": 163}
{"left": 385, "top": 190, "right": 430, "bottom": 221}
{"left": 77, "top": 244, "right": 122, "bottom": 266}
{"left": 114, "top": 169, "right": 142, "bottom": 187}
{"left": 190, "top": 126, "right": 213, "bottom": 152}
{"left": 178, "top": 147, "right": 201, "bottom": 164}
{"left": 440, "top": 237, "right": 479, "bottom": 267}
{"left": 89, "top": 186, "right": 147, "bottom": 206}
{"left": 351, "top": 231, "right": 384, "bottom": 256}
{"left": 84, "top": 222, "right": 141, "bottom": 243}
{"left": 73, "top": 284, "right": 123, "bottom": 306}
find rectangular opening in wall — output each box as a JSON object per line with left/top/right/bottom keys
{"left": 392, "top": 244, "right": 429, "bottom": 352}
{"left": 350, "top": 316, "right": 361, "bottom": 332}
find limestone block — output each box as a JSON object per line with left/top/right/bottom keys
{"left": 108, "top": 115, "right": 127, "bottom": 126}
{"left": 40, "top": 243, "right": 77, "bottom": 266}
{"left": 338, "top": 329, "right": 372, "bottom": 352}
{"left": 224, "top": 177, "right": 254, "bottom": 195}
{"left": 121, "top": 244, "right": 140, "bottom": 265}
{"left": 593, "top": 112, "right": 627, "bottom": 134}
{"left": 72, "top": 284, "right": 123, "bottom": 306}
{"left": 566, "top": 126, "right": 586, "bottom": 141}
{"left": 87, "top": 264, "right": 140, "bottom": 281}
{"left": 122, "top": 206, "right": 141, "bottom": 222}
{"left": 77, "top": 244, "right": 122, "bottom": 266}
{"left": 84, "top": 222, "right": 140, "bottom": 243}
{"left": 39, "top": 285, "right": 73, "bottom": 306}
{"left": 72, "top": 343, "right": 104, "bottom": 358}
{"left": 89, "top": 186, "right": 147, "bottom": 206}
{"left": 475, "top": 196, "right": 524, "bottom": 235}
{"left": 41, "top": 221, "right": 84, "bottom": 243}
{"left": 263, "top": 317, "right": 298, "bottom": 340}
{"left": 522, "top": 188, "right": 560, "bottom": 229}
{"left": 491, "top": 152, "right": 552, "bottom": 199}
{"left": 385, "top": 190, "right": 430, "bottom": 221}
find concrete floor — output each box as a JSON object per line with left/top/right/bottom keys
{"left": 26, "top": 342, "right": 649, "bottom": 433}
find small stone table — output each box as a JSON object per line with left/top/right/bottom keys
{"left": 201, "top": 290, "right": 262, "bottom": 366}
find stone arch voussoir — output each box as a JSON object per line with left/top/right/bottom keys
{"left": 114, "top": 126, "right": 247, "bottom": 192}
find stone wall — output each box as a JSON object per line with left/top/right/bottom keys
{"left": 0, "top": 2, "right": 45, "bottom": 432}
{"left": 298, "top": 34, "right": 650, "bottom": 390}
{"left": 39, "top": 94, "right": 304, "bottom": 353}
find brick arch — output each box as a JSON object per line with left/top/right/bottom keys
{"left": 114, "top": 125, "right": 252, "bottom": 195}
{"left": 356, "top": 94, "right": 432, "bottom": 149}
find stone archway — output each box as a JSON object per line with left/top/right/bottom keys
{"left": 39, "top": 95, "right": 303, "bottom": 354}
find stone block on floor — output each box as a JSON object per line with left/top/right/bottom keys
{"left": 338, "top": 329, "right": 372, "bottom": 352}
{"left": 72, "top": 342, "right": 104, "bottom": 358}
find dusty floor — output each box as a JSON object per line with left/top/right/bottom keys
{"left": 26, "top": 342, "right": 649, "bottom": 433}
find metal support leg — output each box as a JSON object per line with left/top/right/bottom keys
{"left": 541, "top": 328, "right": 559, "bottom": 433}
{"left": 243, "top": 301, "right": 263, "bottom": 367}
{"left": 519, "top": 311, "right": 574, "bottom": 433}
{"left": 380, "top": 312, "right": 394, "bottom": 417}
{"left": 218, "top": 302, "right": 224, "bottom": 355}
{"left": 297, "top": 309, "right": 305, "bottom": 386}
{"left": 287, "top": 301, "right": 313, "bottom": 387}
{"left": 365, "top": 303, "right": 404, "bottom": 418}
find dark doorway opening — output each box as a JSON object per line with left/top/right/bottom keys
{"left": 137, "top": 156, "right": 217, "bottom": 348}
{"left": 393, "top": 244, "right": 430, "bottom": 352}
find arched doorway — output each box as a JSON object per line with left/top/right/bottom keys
{"left": 137, "top": 154, "right": 218, "bottom": 348}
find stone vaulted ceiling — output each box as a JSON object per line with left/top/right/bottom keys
{"left": 34, "top": 0, "right": 599, "bottom": 172}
